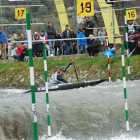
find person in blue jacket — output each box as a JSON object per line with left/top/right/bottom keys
{"left": 0, "top": 29, "right": 8, "bottom": 60}
{"left": 78, "top": 28, "right": 87, "bottom": 54}
{"left": 23, "top": 34, "right": 28, "bottom": 45}
{"left": 124, "top": 32, "right": 134, "bottom": 50}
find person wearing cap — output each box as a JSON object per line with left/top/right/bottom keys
{"left": 0, "top": 28, "right": 8, "bottom": 60}
{"left": 83, "top": 16, "right": 94, "bottom": 45}
{"left": 62, "top": 24, "right": 73, "bottom": 55}
{"left": 49, "top": 60, "right": 75, "bottom": 85}
{"left": 33, "top": 32, "right": 38, "bottom": 41}
{"left": 85, "top": 35, "right": 100, "bottom": 57}
{"left": 7, "top": 30, "right": 16, "bottom": 59}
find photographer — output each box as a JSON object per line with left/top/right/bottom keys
{"left": 85, "top": 35, "right": 100, "bottom": 57}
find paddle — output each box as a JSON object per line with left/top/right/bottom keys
{"left": 74, "top": 63, "right": 79, "bottom": 82}
{"left": 129, "top": 46, "right": 138, "bottom": 57}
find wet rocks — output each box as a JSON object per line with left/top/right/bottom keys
{"left": 0, "top": 126, "right": 17, "bottom": 140}
{"left": 12, "top": 82, "right": 18, "bottom": 87}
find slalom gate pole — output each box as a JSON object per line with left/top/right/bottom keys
{"left": 124, "top": 7, "right": 130, "bottom": 75}
{"left": 26, "top": 10, "right": 38, "bottom": 140}
{"left": 106, "top": 32, "right": 111, "bottom": 82}
{"left": 43, "top": 29, "right": 51, "bottom": 137}
{"left": 121, "top": 44, "right": 129, "bottom": 132}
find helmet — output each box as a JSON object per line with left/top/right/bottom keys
{"left": 59, "top": 66, "right": 66, "bottom": 72}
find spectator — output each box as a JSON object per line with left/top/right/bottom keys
{"left": 124, "top": 32, "right": 134, "bottom": 50}
{"left": 70, "top": 28, "right": 77, "bottom": 54}
{"left": 62, "top": 24, "right": 73, "bottom": 55}
{"left": 46, "top": 21, "right": 56, "bottom": 56}
{"left": 62, "top": 44, "right": 66, "bottom": 55}
{"left": 36, "top": 30, "right": 50, "bottom": 56}
{"left": 0, "top": 29, "right": 7, "bottom": 60}
{"left": 8, "top": 30, "right": 16, "bottom": 59}
{"left": 6, "top": 32, "right": 10, "bottom": 41}
{"left": 13, "top": 43, "right": 23, "bottom": 61}
{"left": 98, "top": 27, "right": 106, "bottom": 52}
{"left": 13, "top": 32, "right": 23, "bottom": 56}
{"left": 129, "top": 31, "right": 140, "bottom": 55}
{"left": 85, "top": 35, "right": 100, "bottom": 57}
{"left": 33, "top": 32, "right": 38, "bottom": 41}
{"left": 6, "top": 40, "right": 8, "bottom": 58}
{"left": 78, "top": 28, "right": 87, "bottom": 54}
{"left": 24, "top": 34, "right": 28, "bottom": 45}
{"left": 83, "top": 16, "right": 94, "bottom": 44}
{"left": 54, "top": 30, "right": 62, "bottom": 56}
{"left": 21, "top": 44, "right": 29, "bottom": 62}
{"left": 128, "top": 20, "right": 137, "bottom": 34}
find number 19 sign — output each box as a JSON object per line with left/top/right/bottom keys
{"left": 15, "top": 8, "right": 26, "bottom": 19}
{"left": 77, "top": 0, "right": 94, "bottom": 17}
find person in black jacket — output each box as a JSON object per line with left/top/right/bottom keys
{"left": 46, "top": 21, "right": 56, "bottom": 56}
{"left": 21, "top": 44, "right": 29, "bottom": 62}
{"left": 62, "top": 24, "right": 73, "bottom": 55}
{"left": 54, "top": 30, "right": 62, "bottom": 56}
{"left": 129, "top": 31, "right": 140, "bottom": 55}
{"left": 83, "top": 16, "right": 94, "bottom": 45}
{"left": 85, "top": 35, "right": 100, "bottom": 57}
{"left": 70, "top": 28, "right": 77, "bottom": 54}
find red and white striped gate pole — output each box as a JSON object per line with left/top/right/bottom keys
{"left": 106, "top": 32, "right": 111, "bottom": 82}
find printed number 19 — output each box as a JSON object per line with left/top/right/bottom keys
{"left": 81, "top": 2, "right": 91, "bottom": 13}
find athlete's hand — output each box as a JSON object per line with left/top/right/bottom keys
{"left": 71, "top": 60, "right": 75, "bottom": 64}
{"left": 85, "top": 46, "right": 88, "bottom": 49}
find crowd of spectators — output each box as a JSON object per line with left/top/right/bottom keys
{"left": 0, "top": 29, "right": 29, "bottom": 62}
{"left": 0, "top": 17, "right": 140, "bottom": 62}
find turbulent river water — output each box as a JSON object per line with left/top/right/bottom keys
{"left": 0, "top": 80, "right": 140, "bottom": 140}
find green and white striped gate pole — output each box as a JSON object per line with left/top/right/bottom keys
{"left": 43, "top": 29, "right": 51, "bottom": 137}
{"left": 26, "top": 10, "right": 38, "bottom": 140}
{"left": 121, "top": 44, "right": 129, "bottom": 132}
{"left": 124, "top": 7, "right": 130, "bottom": 75}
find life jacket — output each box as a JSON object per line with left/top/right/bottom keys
{"left": 128, "top": 23, "right": 135, "bottom": 34}
{"left": 38, "top": 35, "right": 45, "bottom": 41}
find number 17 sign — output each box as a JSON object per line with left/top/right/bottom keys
{"left": 15, "top": 8, "right": 26, "bottom": 19}
{"left": 77, "top": 0, "right": 94, "bottom": 17}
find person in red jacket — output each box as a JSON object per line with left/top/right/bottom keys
{"left": 13, "top": 43, "right": 23, "bottom": 60}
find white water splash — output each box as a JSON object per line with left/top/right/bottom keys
{"left": 107, "top": 134, "right": 140, "bottom": 140}
{"left": 39, "top": 130, "right": 75, "bottom": 140}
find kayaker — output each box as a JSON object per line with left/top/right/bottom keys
{"left": 49, "top": 60, "right": 75, "bottom": 84}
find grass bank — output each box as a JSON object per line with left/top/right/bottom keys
{"left": 0, "top": 55, "right": 140, "bottom": 89}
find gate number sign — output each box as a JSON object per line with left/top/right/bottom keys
{"left": 15, "top": 8, "right": 26, "bottom": 19}
{"left": 77, "top": 0, "right": 94, "bottom": 16}
{"left": 126, "top": 9, "right": 137, "bottom": 20}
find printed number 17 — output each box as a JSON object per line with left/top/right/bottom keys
{"left": 18, "top": 10, "right": 24, "bottom": 17}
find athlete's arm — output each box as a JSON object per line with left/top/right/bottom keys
{"left": 65, "top": 60, "right": 75, "bottom": 71}
{"left": 57, "top": 75, "right": 68, "bottom": 83}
